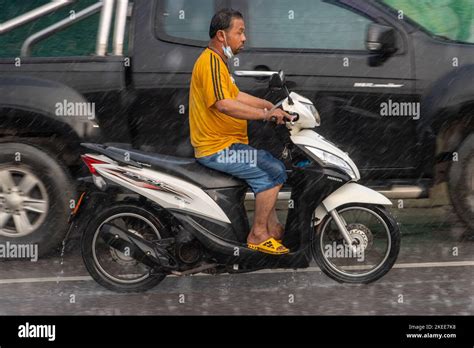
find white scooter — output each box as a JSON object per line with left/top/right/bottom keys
{"left": 76, "top": 71, "right": 400, "bottom": 292}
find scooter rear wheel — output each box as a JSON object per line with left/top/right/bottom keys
{"left": 312, "top": 203, "right": 400, "bottom": 284}
{"left": 81, "top": 203, "right": 168, "bottom": 292}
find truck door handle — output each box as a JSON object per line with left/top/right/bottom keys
{"left": 234, "top": 70, "right": 278, "bottom": 77}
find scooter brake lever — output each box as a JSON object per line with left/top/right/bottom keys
{"left": 285, "top": 112, "right": 299, "bottom": 125}
{"left": 288, "top": 112, "right": 299, "bottom": 122}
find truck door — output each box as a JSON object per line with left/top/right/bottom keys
{"left": 230, "top": 0, "right": 416, "bottom": 179}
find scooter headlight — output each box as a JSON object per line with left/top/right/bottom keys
{"left": 302, "top": 102, "right": 320, "bottom": 125}
{"left": 305, "top": 146, "right": 355, "bottom": 179}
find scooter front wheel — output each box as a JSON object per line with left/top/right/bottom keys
{"left": 81, "top": 203, "right": 168, "bottom": 292}
{"left": 312, "top": 204, "right": 400, "bottom": 284}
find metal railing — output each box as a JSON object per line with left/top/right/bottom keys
{"left": 96, "top": 0, "right": 115, "bottom": 56}
{"left": 21, "top": 2, "right": 103, "bottom": 57}
{"left": 1, "top": 0, "right": 130, "bottom": 57}
{"left": 0, "top": 0, "right": 75, "bottom": 35}
{"left": 112, "top": 0, "right": 129, "bottom": 56}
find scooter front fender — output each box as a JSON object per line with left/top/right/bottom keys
{"left": 314, "top": 182, "right": 392, "bottom": 225}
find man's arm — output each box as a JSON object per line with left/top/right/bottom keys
{"left": 215, "top": 91, "right": 273, "bottom": 121}
{"left": 215, "top": 98, "right": 267, "bottom": 121}
{"left": 236, "top": 91, "right": 274, "bottom": 110}
{"left": 215, "top": 98, "right": 292, "bottom": 124}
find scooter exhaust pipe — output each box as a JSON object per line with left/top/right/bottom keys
{"left": 100, "top": 224, "right": 177, "bottom": 270}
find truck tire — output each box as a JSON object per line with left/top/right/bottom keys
{"left": 448, "top": 134, "right": 474, "bottom": 231}
{"left": 0, "top": 142, "right": 75, "bottom": 257}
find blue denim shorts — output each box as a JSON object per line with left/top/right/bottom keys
{"left": 197, "top": 143, "right": 287, "bottom": 194}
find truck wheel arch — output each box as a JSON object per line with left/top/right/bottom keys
{"left": 0, "top": 77, "right": 100, "bottom": 256}
{"left": 419, "top": 66, "right": 474, "bottom": 182}
{"left": 0, "top": 75, "right": 100, "bottom": 140}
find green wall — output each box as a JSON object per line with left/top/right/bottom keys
{"left": 0, "top": 0, "right": 105, "bottom": 57}
{"left": 383, "top": 0, "right": 474, "bottom": 41}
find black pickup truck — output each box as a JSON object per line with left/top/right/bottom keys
{"left": 0, "top": 0, "right": 473, "bottom": 255}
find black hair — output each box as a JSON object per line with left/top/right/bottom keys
{"left": 209, "top": 8, "right": 243, "bottom": 39}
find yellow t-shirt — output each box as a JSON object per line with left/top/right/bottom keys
{"left": 189, "top": 48, "right": 248, "bottom": 158}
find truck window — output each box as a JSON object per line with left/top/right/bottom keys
{"left": 244, "top": 0, "right": 373, "bottom": 50}
{"left": 381, "top": 0, "right": 474, "bottom": 43}
{"left": 155, "top": 0, "right": 215, "bottom": 45}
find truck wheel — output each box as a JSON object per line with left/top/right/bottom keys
{"left": 0, "top": 142, "right": 75, "bottom": 257}
{"left": 448, "top": 134, "right": 474, "bottom": 231}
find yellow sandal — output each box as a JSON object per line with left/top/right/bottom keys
{"left": 248, "top": 237, "right": 289, "bottom": 255}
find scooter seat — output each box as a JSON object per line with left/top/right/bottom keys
{"left": 106, "top": 146, "right": 246, "bottom": 189}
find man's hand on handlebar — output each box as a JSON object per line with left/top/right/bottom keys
{"left": 264, "top": 108, "right": 295, "bottom": 125}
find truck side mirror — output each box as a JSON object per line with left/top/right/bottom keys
{"left": 366, "top": 23, "right": 397, "bottom": 55}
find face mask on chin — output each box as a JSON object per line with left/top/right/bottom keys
{"left": 221, "top": 31, "right": 234, "bottom": 59}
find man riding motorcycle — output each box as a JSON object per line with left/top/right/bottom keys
{"left": 189, "top": 8, "right": 294, "bottom": 255}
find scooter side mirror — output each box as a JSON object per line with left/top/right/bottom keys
{"left": 269, "top": 70, "right": 285, "bottom": 90}
{"left": 269, "top": 70, "right": 293, "bottom": 104}
{"left": 279, "top": 70, "right": 286, "bottom": 84}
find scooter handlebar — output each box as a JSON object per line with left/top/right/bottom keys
{"left": 269, "top": 112, "right": 299, "bottom": 123}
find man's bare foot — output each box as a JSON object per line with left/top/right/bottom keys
{"left": 267, "top": 223, "right": 285, "bottom": 241}
{"left": 247, "top": 228, "right": 270, "bottom": 245}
